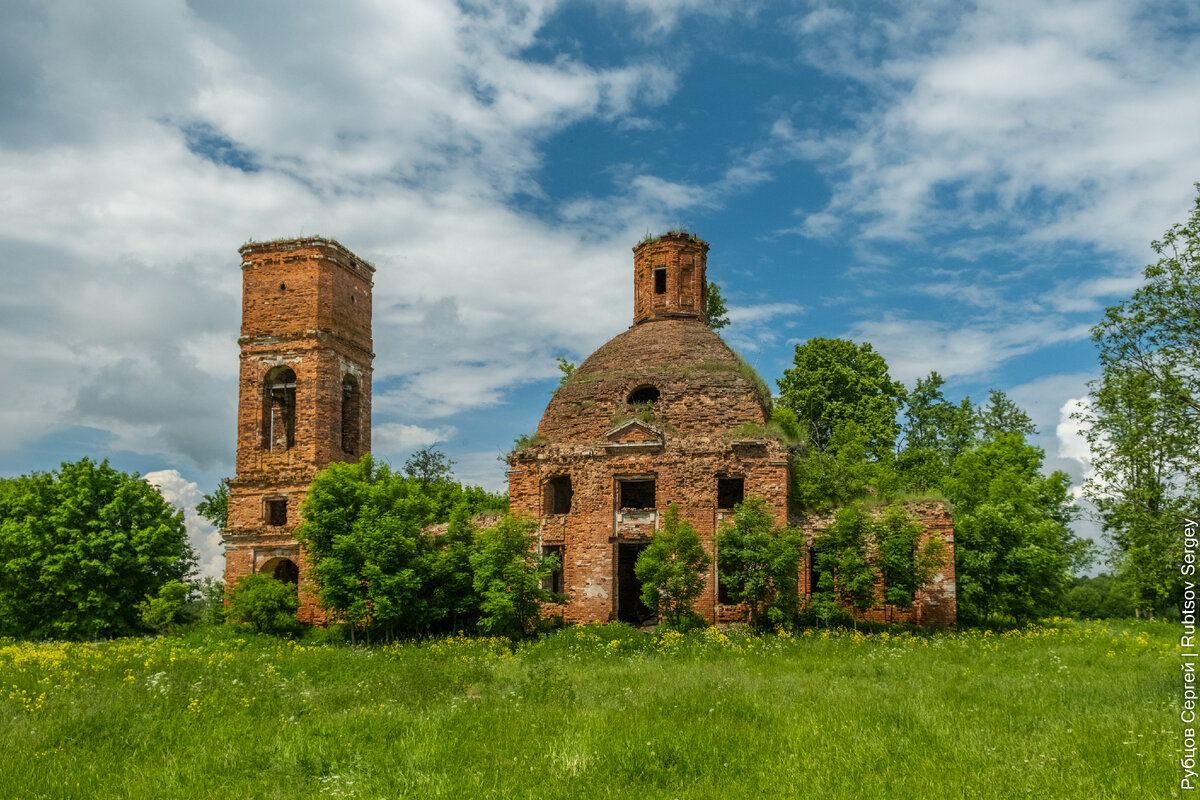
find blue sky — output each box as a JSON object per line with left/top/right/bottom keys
{"left": 2, "top": 0, "right": 1199, "bottom": 576}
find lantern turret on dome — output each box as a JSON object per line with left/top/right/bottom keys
{"left": 632, "top": 231, "right": 709, "bottom": 325}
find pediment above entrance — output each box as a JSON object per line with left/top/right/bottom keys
{"left": 603, "top": 419, "right": 664, "bottom": 452}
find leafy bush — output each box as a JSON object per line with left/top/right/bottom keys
{"left": 635, "top": 504, "right": 711, "bottom": 631}
{"left": 225, "top": 574, "right": 300, "bottom": 635}
{"left": 716, "top": 496, "right": 803, "bottom": 628}
{"left": 139, "top": 580, "right": 195, "bottom": 634}
{"left": 299, "top": 455, "right": 507, "bottom": 640}
{"left": 470, "top": 514, "right": 564, "bottom": 639}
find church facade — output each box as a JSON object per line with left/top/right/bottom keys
{"left": 507, "top": 232, "right": 956, "bottom": 626}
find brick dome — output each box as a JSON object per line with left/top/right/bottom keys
{"left": 535, "top": 318, "right": 771, "bottom": 446}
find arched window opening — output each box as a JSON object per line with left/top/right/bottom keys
{"left": 341, "top": 374, "right": 360, "bottom": 454}
{"left": 260, "top": 557, "right": 299, "bottom": 588}
{"left": 262, "top": 366, "right": 297, "bottom": 451}
{"left": 273, "top": 559, "right": 299, "bottom": 585}
{"left": 627, "top": 385, "right": 660, "bottom": 405}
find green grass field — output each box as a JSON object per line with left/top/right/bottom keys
{"left": 0, "top": 620, "right": 1179, "bottom": 799}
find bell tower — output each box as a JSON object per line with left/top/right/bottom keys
{"left": 632, "top": 231, "right": 709, "bottom": 325}
{"left": 223, "top": 237, "right": 374, "bottom": 623}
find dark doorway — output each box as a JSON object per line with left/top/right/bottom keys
{"left": 617, "top": 543, "right": 653, "bottom": 624}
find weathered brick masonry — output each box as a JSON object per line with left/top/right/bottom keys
{"left": 220, "top": 231, "right": 955, "bottom": 628}
{"left": 509, "top": 232, "right": 956, "bottom": 627}
{"left": 510, "top": 233, "right": 790, "bottom": 625}
{"left": 223, "top": 238, "right": 374, "bottom": 623}
{"left": 793, "top": 502, "right": 957, "bottom": 627}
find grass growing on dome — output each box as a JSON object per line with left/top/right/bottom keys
{"left": 733, "top": 353, "right": 773, "bottom": 410}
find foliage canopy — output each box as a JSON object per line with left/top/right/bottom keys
{"left": 0, "top": 458, "right": 195, "bottom": 639}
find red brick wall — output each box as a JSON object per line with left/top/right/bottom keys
{"left": 224, "top": 238, "right": 374, "bottom": 623}
{"left": 510, "top": 441, "right": 790, "bottom": 625}
{"left": 795, "top": 501, "right": 957, "bottom": 627}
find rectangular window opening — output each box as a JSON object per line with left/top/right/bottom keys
{"left": 654, "top": 268, "right": 667, "bottom": 295}
{"left": 717, "top": 478, "right": 745, "bottom": 510}
{"left": 541, "top": 545, "right": 564, "bottom": 594}
{"left": 718, "top": 572, "right": 732, "bottom": 605}
{"left": 619, "top": 479, "right": 655, "bottom": 510}
{"left": 265, "top": 498, "right": 288, "bottom": 527}
{"left": 544, "top": 475, "right": 573, "bottom": 515}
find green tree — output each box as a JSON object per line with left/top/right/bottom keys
{"left": 875, "top": 507, "right": 945, "bottom": 616}
{"left": 1082, "top": 188, "right": 1200, "bottom": 616}
{"left": 1091, "top": 185, "right": 1200, "bottom": 464}
{"left": 300, "top": 454, "right": 506, "bottom": 640}
{"left": 789, "top": 419, "right": 900, "bottom": 511}
{"left": 470, "top": 513, "right": 564, "bottom": 639}
{"left": 778, "top": 339, "right": 906, "bottom": 510}
{"left": 299, "top": 456, "right": 435, "bottom": 640}
{"left": 0, "top": 458, "right": 195, "bottom": 640}
{"left": 404, "top": 447, "right": 455, "bottom": 487}
{"left": 139, "top": 579, "right": 195, "bottom": 634}
{"left": 225, "top": 573, "right": 300, "bottom": 635}
{"left": 1078, "top": 368, "right": 1190, "bottom": 616}
{"left": 978, "top": 389, "right": 1037, "bottom": 440}
{"left": 705, "top": 282, "right": 730, "bottom": 331}
{"left": 424, "top": 503, "right": 480, "bottom": 632}
{"left": 635, "top": 504, "right": 712, "bottom": 630}
{"left": 777, "top": 338, "right": 907, "bottom": 459}
{"left": 897, "top": 372, "right": 976, "bottom": 492}
{"left": 715, "top": 496, "right": 803, "bottom": 628}
{"left": 813, "top": 507, "right": 877, "bottom": 628}
{"left": 196, "top": 480, "right": 229, "bottom": 531}
{"left": 943, "top": 433, "right": 1089, "bottom": 622}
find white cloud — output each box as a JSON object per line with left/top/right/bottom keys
{"left": 372, "top": 423, "right": 459, "bottom": 457}
{"left": 727, "top": 302, "right": 805, "bottom": 325}
{"left": 791, "top": 0, "right": 1200, "bottom": 267}
{"left": 1056, "top": 397, "right": 1093, "bottom": 477}
{"left": 845, "top": 314, "right": 1092, "bottom": 382}
{"left": 0, "top": 0, "right": 691, "bottom": 472}
{"left": 144, "top": 469, "right": 223, "bottom": 579}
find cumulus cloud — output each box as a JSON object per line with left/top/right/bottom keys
{"left": 372, "top": 423, "right": 459, "bottom": 458}
{"left": 790, "top": 0, "right": 1200, "bottom": 263}
{"left": 0, "top": 0, "right": 692, "bottom": 473}
{"left": 144, "top": 469, "right": 223, "bottom": 579}
{"left": 843, "top": 314, "right": 1092, "bottom": 383}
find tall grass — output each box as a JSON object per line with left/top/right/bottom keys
{"left": 0, "top": 620, "right": 1176, "bottom": 799}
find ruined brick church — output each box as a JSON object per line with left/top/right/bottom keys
{"left": 222, "top": 234, "right": 956, "bottom": 627}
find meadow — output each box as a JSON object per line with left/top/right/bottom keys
{"left": 0, "top": 619, "right": 1178, "bottom": 799}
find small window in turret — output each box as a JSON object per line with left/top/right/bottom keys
{"left": 654, "top": 268, "right": 666, "bottom": 294}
